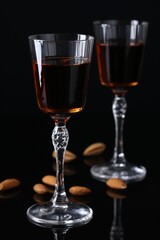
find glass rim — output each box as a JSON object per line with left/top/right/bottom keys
{"left": 93, "top": 19, "right": 149, "bottom": 26}
{"left": 28, "top": 33, "right": 94, "bottom": 42}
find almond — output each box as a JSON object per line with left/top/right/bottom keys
{"left": 106, "top": 178, "right": 127, "bottom": 190}
{"left": 33, "top": 183, "right": 53, "bottom": 195}
{"left": 0, "top": 178, "right": 21, "bottom": 191}
{"left": 52, "top": 149, "right": 77, "bottom": 163}
{"left": 69, "top": 186, "right": 92, "bottom": 196}
{"left": 42, "top": 175, "right": 56, "bottom": 187}
{"left": 83, "top": 142, "right": 106, "bottom": 157}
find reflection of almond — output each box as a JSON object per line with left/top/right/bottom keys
{"left": 42, "top": 175, "right": 56, "bottom": 187}
{"left": 52, "top": 149, "right": 77, "bottom": 163}
{"left": 83, "top": 142, "right": 106, "bottom": 157}
{"left": 106, "top": 190, "right": 126, "bottom": 199}
{"left": 0, "top": 178, "right": 21, "bottom": 191}
{"left": 63, "top": 165, "right": 77, "bottom": 176}
{"left": 69, "top": 195, "right": 91, "bottom": 204}
{"left": 83, "top": 156, "right": 106, "bottom": 166}
{"left": 69, "top": 186, "right": 92, "bottom": 196}
{"left": 106, "top": 178, "right": 127, "bottom": 190}
{"left": 33, "top": 193, "right": 49, "bottom": 204}
{"left": 52, "top": 163, "right": 77, "bottom": 176}
{"left": 0, "top": 190, "right": 20, "bottom": 199}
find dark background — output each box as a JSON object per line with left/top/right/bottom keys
{"left": 1, "top": 0, "right": 159, "bottom": 184}
{"left": 1, "top": 0, "right": 159, "bottom": 117}
{"left": 0, "top": 1, "right": 160, "bottom": 239}
{"left": 1, "top": 0, "right": 159, "bottom": 181}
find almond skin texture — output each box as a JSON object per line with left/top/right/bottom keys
{"left": 69, "top": 186, "right": 92, "bottom": 196}
{"left": 33, "top": 183, "right": 53, "bottom": 195}
{"left": 83, "top": 142, "right": 106, "bottom": 157}
{"left": 52, "top": 149, "right": 77, "bottom": 163}
{"left": 42, "top": 175, "right": 56, "bottom": 187}
{"left": 0, "top": 178, "right": 21, "bottom": 191}
{"left": 106, "top": 178, "right": 127, "bottom": 190}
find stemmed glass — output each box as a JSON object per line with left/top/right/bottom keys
{"left": 27, "top": 33, "right": 94, "bottom": 227}
{"left": 90, "top": 20, "right": 148, "bottom": 183}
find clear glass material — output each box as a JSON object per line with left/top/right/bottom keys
{"left": 109, "top": 197, "right": 124, "bottom": 239}
{"left": 27, "top": 33, "right": 94, "bottom": 227}
{"left": 91, "top": 20, "right": 148, "bottom": 183}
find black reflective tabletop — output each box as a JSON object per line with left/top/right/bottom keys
{"left": 0, "top": 112, "right": 159, "bottom": 239}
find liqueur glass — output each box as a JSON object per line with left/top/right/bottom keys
{"left": 27, "top": 33, "right": 94, "bottom": 227}
{"left": 91, "top": 20, "right": 148, "bottom": 183}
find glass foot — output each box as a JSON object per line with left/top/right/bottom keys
{"left": 27, "top": 201, "right": 93, "bottom": 228}
{"left": 90, "top": 162, "right": 147, "bottom": 183}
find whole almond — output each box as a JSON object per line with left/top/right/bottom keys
{"left": 52, "top": 149, "right": 77, "bottom": 163}
{"left": 83, "top": 142, "right": 106, "bottom": 157}
{"left": 42, "top": 175, "right": 56, "bottom": 187}
{"left": 33, "top": 183, "right": 53, "bottom": 195}
{"left": 69, "top": 186, "right": 92, "bottom": 196}
{"left": 106, "top": 178, "right": 127, "bottom": 190}
{"left": 0, "top": 178, "right": 21, "bottom": 191}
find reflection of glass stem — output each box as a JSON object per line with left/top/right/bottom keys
{"left": 112, "top": 95, "right": 127, "bottom": 165}
{"left": 51, "top": 227, "right": 68, "bottom": 240}
{"left": 110, "top": 198, "right": 124, "bottom": 240}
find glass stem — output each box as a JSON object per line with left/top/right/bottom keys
{"left": 112, "top": 94, "right": 127, "bottom": 164}
{"left": 51, "top": 116, "right": 70, "bottom": 204}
